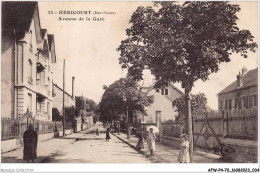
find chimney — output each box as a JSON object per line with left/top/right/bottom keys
{"left": 242, "top": 66, "right": 247, "bottom": 76}
{"left": 237, "top": 71, "right": 243, "bottom": 87}
{"left": 72, "top": 76, "right": 75, "bottom": 98}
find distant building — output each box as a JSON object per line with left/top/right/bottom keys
{"left": 218, "top": 67, "right": 258, "bottom": 112}
{"left": 217, "top": 67, "right": 258, "bottom": 162}
{"left": 135, "top": 84, "right": 184, "bottom": 127}
{"left": 1, "top": 2, "right": 56, "bottom": 121}
{"left": 52, "top": 77, "right": 75, "bottom": 114}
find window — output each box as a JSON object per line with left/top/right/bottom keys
{"left": 222, "top": 100, "right": 225, "bottom": 110}
{"left": 41, "top": 71, "right": 45, "bottom": 86}
{"left": 28, "top": 59, "right": 33, "bottom": 84}
{"left": 253, "top": 94, "right": 257, "bottom": 107}
{"left": 229, "top": 100, "right": 232, "bottom": 110}
{"left": 47, "top": 102, "right": 50, "bottom": 115}
{"left": 165, "top": 89, "right": 168, "bottom": 95}
{"left": 161, "top": 89, "right": 164, "bottom": 95}
{"left": 238, "top": 98, "right": 242, "bottom": 109}
{"left": 28, "top": 94, "right": 32, "bottom": 112}
{"left": 243, "top": 96, "right": 249, "bottom": 109}
{"left": 29, "top": 30, "right": 33, "bottom": 49}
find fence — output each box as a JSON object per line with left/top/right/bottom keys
{"left": 1, "top": 116, "right": 64, "bottom": 141}
{"left": 1, "top": 118, "right": 20, "bottom": 141}
{"left": 161, "top": 121, "right": 183, "bottom": 138}
{"left": 193, "top": 107, "right": 257, "bottom": 150}
{"left": 160, "top": 107, "right": 257, "bottom": 151}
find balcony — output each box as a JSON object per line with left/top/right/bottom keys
{"left": 37, "top": 53, "right": 47, "bottom": 72}
{"left": 36, "top": 83, "right": 48, "bottom": 98}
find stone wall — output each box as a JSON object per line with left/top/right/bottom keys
{"left": 221, "top": 138, "right": 258, "bottom": 163}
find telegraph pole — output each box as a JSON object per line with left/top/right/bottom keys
{"left": 62, "top": 59, "right": 65, "bottom": 136}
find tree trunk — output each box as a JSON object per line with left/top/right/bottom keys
{"left": 185, "top": 86, "right": 193, "bottom": 163}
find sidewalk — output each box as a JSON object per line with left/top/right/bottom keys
{"left": 112, "top": 132, "right": 222, "bottom": 163}
{"left": 1, "top": 126, "right": 97, "bottom": 163}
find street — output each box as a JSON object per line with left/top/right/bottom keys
{"left": 1, "top": 124, "right": 151, "bottom": 163}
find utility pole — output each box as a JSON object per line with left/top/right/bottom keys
{"left": 127, "top": 106, "right": 130, "bottom": 139}
{"left": 62, "top": 59, "right": 65, "bottom": 136}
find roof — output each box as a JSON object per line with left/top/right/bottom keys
{"left": 218, "top": 68, "right": 258, "bottom": 95}
{"left": 2, "top": 1, "right": 38, "bottom": 37}
{"left": 141, "top": 84, "right": 184, "bottom": 102}
{"left": 53, "top": 83, "right": 75, "bottom": 101}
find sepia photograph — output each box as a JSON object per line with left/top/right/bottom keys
{"left": 0, "top": 0, "right": 259, "bottom": 172}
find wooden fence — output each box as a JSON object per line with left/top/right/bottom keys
{"left": 193, "top": 107, "right": 257, "bottom": 150}
{"left": 160, "top": 107, "right": 257, "bottom": 151}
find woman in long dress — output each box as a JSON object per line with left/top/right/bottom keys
{"left": 178, "top": 134, "right": 190, "bottom": 163}
{"left": 105, "top": 128, "right": 111, "bottom": 142}
{"left": 147, "top": 128, "right": 156, "bottom": 156}
{"left": 136, "top": 131, "right": 144, "bottom": 153}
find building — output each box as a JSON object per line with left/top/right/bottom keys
{"left": 135, "top": 84, "right": 184, "bottom": 127}
{"left": 1, "top": 2, "right": 56, "bottom": 121}
{"left": 52, "top": 78, "right": 75, "bottom": 114}
{"left": 217, "top": 67, "right": 258, "bottom": 162}
{"left": 218, "top": 67, "right": 258, "bottom": 112}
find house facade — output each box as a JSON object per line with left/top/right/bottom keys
{"left": 135, "top": 84, "right": 184, "bottom": 127}
{"left": 217, "top": 67, "right": 258, "bottom": 162}
{"left": 52, "top": 80, "right": 76, "bottom": 114}
{"left": 2, "top": 2, "right": 56, "bottom": 121}
{"left": 218, "top": 67, "right": 258, "bottom": 112}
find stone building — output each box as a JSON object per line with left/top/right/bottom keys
{"left": 1, "top": 2, "right": 56, "bottom": 121}
{"left": 218, "top": 67, "right": 258, "bottom": 112}
{"left": 217, "top": 67, "right": 258, "bottom": 162}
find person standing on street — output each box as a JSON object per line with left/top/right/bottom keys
{"left": 96, "top": 128, "right": 100, "bottom": 136}
{"left": 178, "top": 134, "right": 190, "bottom": 163}
{"left": 23, "top": 124, "right": 38, "bottom": 163}
{"left": 136, "top": 131, "right": 144, "bottom": 153}
{"left": 147, "top": 128, "right": 156, "bottom": 156}
{"left": 105, "top": 128, "right": 111, "bottom": 142}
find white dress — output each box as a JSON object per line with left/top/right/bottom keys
{"left": 147, "top": 132, "right": 156, "bottom": 151}
{"left": 178, "top": 140, "right": 190, "bottom": 163}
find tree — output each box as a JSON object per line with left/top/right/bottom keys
{"left": 64, "top": 106, "right": 76, "bottom": 124}
{"left": 117, "top": 1, "right": 257, "bottom": 162}
{"left": 99, "top": 77, "right": 154, "bottom": 124}
{"left": 52, "top": 108, "right": 62, "bottom": 121}
{"left": 172, "top": 93, "right": 207, "bottom": 124}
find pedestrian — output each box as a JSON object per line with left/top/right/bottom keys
{"left": 147, "top": 128, "right": 156, "bottom": 156}
{"left": 178, "top": 134, "right": 190, "bottom": 163}
{"left": 136, "top": 131, "right": 144, "bottom": 153}
{"left": 96, "top": 128, "right": 100, "bottom": 136}
{"left": 23, "top": 124, "right": 38, "bottom": 163}
{"left": 105, "top": 128, "right": 111, "bottom": 142}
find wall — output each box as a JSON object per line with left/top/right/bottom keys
{"left": 52, "top": 84, "right": 75, "bottom": 113}
{"left": 142, "top": 85, "right": 183, "bottom": 123}
{"left": 1, "top": 35, "right": 15, "bottom": 118}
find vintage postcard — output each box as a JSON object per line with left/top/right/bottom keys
{"left": 1, "top": 1, "right": 259, "bottom": 172}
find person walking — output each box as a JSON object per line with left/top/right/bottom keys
{"left": 105, "top": 128, "right": 111, "bottom": 142}
{"left": 178, "top": 134, "right": 190, "bottom": 163}
{"left": 96, "top": 128, "right": 100, "bottom": 136}
{"left": 23, "top": 124, "right": 38, "bottom": 163}
{"left": 147, "top": 128, "right": 156, "bottom": 156}
{"left": 136, "top": 131, "right": 144, "bottom": 153}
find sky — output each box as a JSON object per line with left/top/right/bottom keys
{"left": 38, "top": 1, "right": 258, "bottom": 110}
